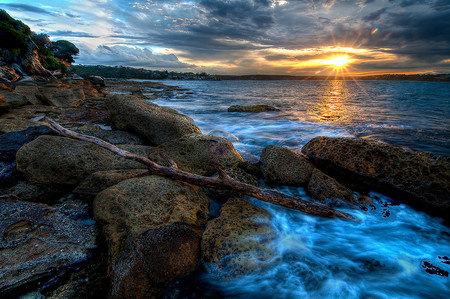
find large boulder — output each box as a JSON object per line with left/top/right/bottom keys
{"left": 0, "top": 200, "right": 98, "bottom": 295}
{"left": 302, "top": 137, "right": 450, "bottom": 216}
{"left": 201, "top": 198, "right": 276, "bottom": 278}
{"left": 307, "top": 168, "right": 355, "bottom": 207}
{"left": 105, "top": 94, "right": 201, "bottom": 145}
{"left": 260, "top": 145, "right": 314, "bottom": 186}
{"left": 94, "top": 175, "right": 209, "bottom": 261}
{"left": 110, "top": 222, "right": 202, "bottom": 299}
{"left": 13, "top": 85, "right": 43, "bottom": 105}
{"left": 39, "top": 86, "right": 85, "bottom": 107}
{"left": 148, "top": 135, "right": 243, "bottom": 176}
{"left": 16, "top": 135, "right": 153, "bottom": 185}
{"left": 0, "top": 91, "right": 28, "bottom": 108}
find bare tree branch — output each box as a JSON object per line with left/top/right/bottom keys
{"left": 48, "top": 119, "right": 357, "bottom": 221}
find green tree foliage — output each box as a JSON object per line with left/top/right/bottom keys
{"left": 0, "top": 9, "right": 31, "bottom": 55}
{"left": 51, "top": 40, "right": 79, "bottom": 63}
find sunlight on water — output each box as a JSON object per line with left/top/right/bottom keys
{"left": 148, "top": 80, "right": 450, "bottom": 297}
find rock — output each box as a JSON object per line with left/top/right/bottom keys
{"left": 0, "top": 126, "right": 56, "bottom": 186}
{"left": 74, "top": 169, "right": 148, "bottom": 197}
{"left": 16, "top": 135, "right": 153, "bottom": 185}
{"left": 228, "top": 105, "right": 280, "bottom": 113}
{"left": 148, "top": 135, "right": 243, "bottom": 176}
{"left": 39, "top": 86, "right": 85, "bottom": 107}
{"left": 0, "top": 104, "right": 60, "bottom": 120}
{"left": 0, "top": 78, "right": 13, "bottom": 91}
{"left": 0, "top": 118, "right": 48, "bottom": 134}
{"left": 201, "top": 198, "right": 276, "bottom": 278}
{"left": 86, "top": 76, "right": 106, "bottom": 87}
{"left": 0, "top": 91, "right": 28, "bottom": 108}
{"left": 57, "top": 107, "right": 110, "bottom": 124}
{"left": 20, "top": 36, "right": 54, "bottom": 77}
{"left": 110, "top": 222, "right": 202, "bottom": 299}
{"left": 92, "top": 130, "right": 145, "bottom": 145}
{"left": 106, "top": 94, "right": 201, "bottom": 145}
{"left": 302, "top": 137, "right": 450, "bottom": 216}
{"left": 0, "top": 65, "right": 20, "bottom": 82}
{"left": 0, "top": 95, "right": 11, "bottom": 114}
{"left": 13, "top": 85, "right": 43, "bottom": 105}
{"left": 6, "top": 181, "right": 53, "bottom": 202}
{"left": 260, "top": 145, "right": 314, "bottom": 186}
{"left": 307, "top": 168, "right": 355, "bottom": 207}
{"left": 94, "top": 175, "right": 209, "bottom": 262}
{"left": 0, "top": 200, "right": 98, "bottom": 295}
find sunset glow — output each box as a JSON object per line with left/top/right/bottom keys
{"left": 323, "top": 56, "right": 353, "bottom": 68}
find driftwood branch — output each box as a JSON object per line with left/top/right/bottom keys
{"left": 48, "top": 119, "right": 357, "bottom": 221}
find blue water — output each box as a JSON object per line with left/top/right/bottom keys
{"left": 149, "top": 80, "right": 450, "bottom": 298}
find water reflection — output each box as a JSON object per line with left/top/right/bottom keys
{"left": 311, "top": 80, "right": 348, "bottom": 122}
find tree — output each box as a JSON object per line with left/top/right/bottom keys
{"left": 51, "top": 40, "right": 79, "bottom": 63}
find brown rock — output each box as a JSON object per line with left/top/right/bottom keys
{"left": 260, "top": 145, "right": 314, "bottom": 186}
{"left": 13, "top": 85, "right": 43, "bottom": 105}
{"left": 94, "top": 175, "right": 209, "bottom": 262}
{"left": 0, "top": 91, "right": 28, "bottom": 108}
{"left": 149, "top": 135, "right": 243, "bottom": 176}
{"left": 110, "top": 222, "right": 202, "bottom": 299}
{"left": 201, "top": 198, "right": 276, "bottom": 278}
{"left": 0, "top": 118, "right": 48, "bottom": 134}
{"left": 16, "top": 135, "right": 153, "bottom": 185}
{"left": 307, "top": 168, "right": 355, "bottom": 207}
{"left": 39, "top": 86, "right": 85, "bottom": 107}
{"left": 302, "top": 137, "right": 450, "bottom": 216}
{"left": 105, "top": 94, "right": 201, "bottom": 145}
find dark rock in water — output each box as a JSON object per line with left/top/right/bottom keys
{"left": 110, "top": 222, "right": 202, "bottom": 299}
{"left": 148, "top": 135, "right": 243, "bottom": 176}
{"left": 16, "top": 135, "right": 153, "bottom": 186}
{"left": 228, "top": 105, "right": 280, "bottom": 113}
{"left": 94, "top": 175, "right": 209, "bottom": 262}
{"left": 0, "top": 126, "right": 56, "bottom": 187}
{"left": 74, "top": 169, "right": 148, "bottom": 197}
{"left": 105, "top": 94, "right": 201, "bottom": 145}
{"left": 201, "top": 198, "right": 276, "bottom": 279}
{"left": 307, "top": 168, "right": 355, "bottom": 207}
{"left": 302, "top": 137, "right": 450, "bottom": 218}
{"left": 0, "top": 200, "right": 99, "bottom": 295}
{"left": 260, "top": 145, "right": 314, "bottom": 186}
{"left": 86, "top": 76, "right": 106, "bottom": 87}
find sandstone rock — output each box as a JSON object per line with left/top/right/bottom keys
{"left": 20, "top": 37, "right": 54, "bottom": 77}
{"left": 149, "top": 135, "right": 243, "bottom": 176}
{"left": 0, "top": 95, "right": 11, "bottom": 114}
{"left": 110, "top": 222, "right": 202, "bottom": 299}
{"left": 228, "top": 105, "right": 280, "bottom": 113}
{"left": 16, "top": 135, "right": 153, "bottom": 185}
{"left": 260, "top": 145, "right": 314, "bottom": 186}
{"left": 86, "top": 76, "right": 106, "bottom": 87}
{"left": 74, "top": 169, "right": 148, "bottom": 197}
{"left": 0, "top": 91, "right": 28, "bottom": 108}
{"left": 0, "top": 200, "right": 98, "bottom": 295}
{"left": 39, "top": 86, "right": 85, "bottom": 107}
{"left": 201, "top": 198, "right": 276, "bottom": 278}
{"left": 58, "top": 107, "right": 110, "bottom": 124}
{"left": 307, "top": 168, "right": 355, "bottom": 207}
{"left": 6, "top": 182, "right": 53, "bottom": 202}
{"left": 92, "top": 130, "right": 145, "bottom": 145}
{"left": 94, "top": 176, "right": 209, "bottom": 262}
{"left": 302, "top": 137, "right": 450, "bottom": 216}
{"left": 0, "top": 118, "right": 48, "bottom": 134}
{"left": 14, "top": 85, "right": 43, "bottom": 105}
{"left": 106, "top": 94, "right": 201, "bottom": 145}
{"left": 0, "top": 78, "right": 13, "bottom": 91}
{"left": 0, "top": 104, "right": 60, "bottom": 120}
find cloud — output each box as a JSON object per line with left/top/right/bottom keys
{"left": 362, "top": 7, "right": 388, "bottom": 21}
{"left": 0, "top": 3, "right": 55, "bottom": 15}
{"left": 77, "top": 45, "right": 192, "bottom": 68}
{"left": 46, "top": 30, "right": 99, "bottom": 38}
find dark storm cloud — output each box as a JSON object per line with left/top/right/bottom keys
{"left": 47, "top": 30, "right": 99, "bottom": 38}
{"left": 362, "top": 7, "right": 388, "bottom": 21}
{"left": 0, "top": 3, "right": 55, "bottom": 15}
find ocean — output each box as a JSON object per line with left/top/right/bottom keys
{"left": 149, "top": 80, "right": 450, "bottom": 298}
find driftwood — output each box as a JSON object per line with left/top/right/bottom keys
{"left": 48, "top": 119, "right": 357, "bottom": 221}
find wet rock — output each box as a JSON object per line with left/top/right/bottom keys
{"left": 201, "top": 198, "right": 276, "bottom": 278}
{"left": 0, "top": 118, "right": 48, "bottom": 134}
{"left": 94, "top": 175, "right": 209, "bottom": 262}
{"left": 106, "top": 94, "right": 201, "bottom": 145}
{"left": 39, "top": 86, "right": 85, "bottom": 107}
{"left": 149, "top": 135, "right": 243, "bottom": 176}
{"left": 74, "top": 169, "right": 148, "bottom": 197}
{"left": 86, "top": 76, "right": 105, "bottom": 87}
{"left": 307, "top": 168, "right": 355, "bottom": 207}
{"left": 302, "top": 137, "right": 450, "bottom": 216}
{"left": 110, "top": 222, "right": 202, "bottom": 298}
{"left": 0, "top": 200, "right": 98, "bottom": 295}
{"left": 228, "top": 105, "right": 280, "bottom": 112}
{"left": 16, "top": 135, "right": 153, "bottom": 186}
{"left": 260, "top": 145, "right": 314, "bottom": 186}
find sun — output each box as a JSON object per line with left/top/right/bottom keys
{"left": 323, "top": 56, "right": 353, "bottom": 68}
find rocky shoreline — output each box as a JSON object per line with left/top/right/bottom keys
{"left": 1, "top": 77, "right": 449, "bottom": 298}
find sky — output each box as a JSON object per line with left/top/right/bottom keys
{"left": 1, "top": 0, "right": 449, "bottom": 75}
